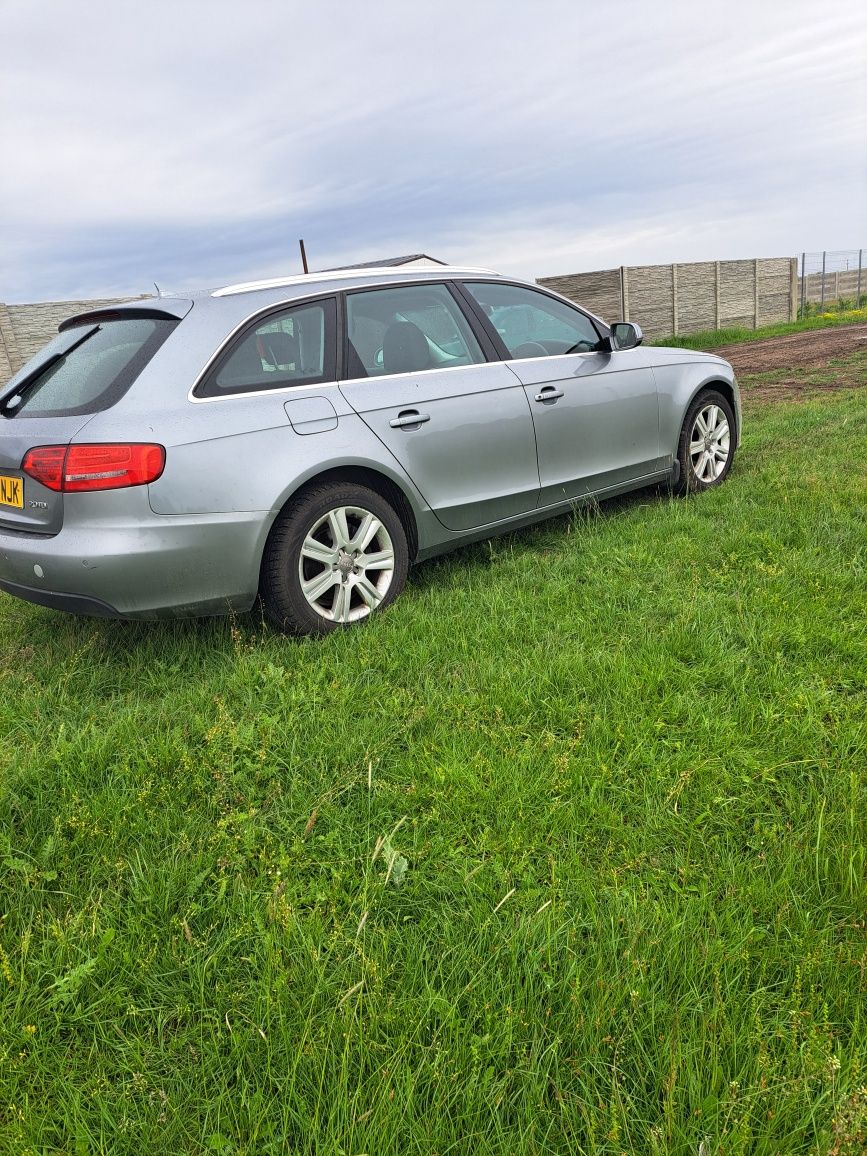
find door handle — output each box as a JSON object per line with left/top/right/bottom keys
{"left": 389, "top": 410, "right": 431, "bottom": 428}
{"left": 534, "top": 388, "right": 564, "bottom": 403}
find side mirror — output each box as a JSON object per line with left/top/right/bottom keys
{"left": 610, "top": 321, "right": 643, "bottom": 351}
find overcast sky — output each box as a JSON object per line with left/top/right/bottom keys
{"left": 1, "top": 0, "right": 865, "bottom": 303}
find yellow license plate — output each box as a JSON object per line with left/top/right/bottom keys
{"left": 0, "top": 474, "right": 23, "bottom": 509}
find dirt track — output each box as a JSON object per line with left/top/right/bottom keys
{"left": 711, "top": 323, "right": 867, "bottom": 374}
{"left": 703, "top": 322, "right": 867, "bottom": 405}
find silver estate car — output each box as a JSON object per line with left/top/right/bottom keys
{"left": 0, "top": 266, "right": 740, "bottom": 634}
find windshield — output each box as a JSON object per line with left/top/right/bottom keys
{"left": 3, "top": 316, "right": 178, "bottom": 418}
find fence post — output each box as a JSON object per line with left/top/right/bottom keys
{"left": 820, "top": 250, "right": 826, "bottom": 311}
{"left": 834, "top": 270, "right": 839, "bottom": 304}
{"left": 800, "top": 252, "right": 806, "bottom": 318}
{"left": 753, "top": 259, "right": 759, "bottom": 329}
{"left": 858, "top": 249, "right": 863, "bottom": 309}
{"left": 620, "top": 265, "right": 629, "bottom": 321}
{"left": 0, "top": 303, "right": 22, "bottom": 381}
{"left": 671, "top": 264, "right": 678, "bottom": 336}
{"left": 715, "top": 261, "right": 721, "bottom": 329}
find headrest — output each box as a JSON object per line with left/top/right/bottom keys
{"left": 382, "top": 321, "right": 431, "bottom": 374}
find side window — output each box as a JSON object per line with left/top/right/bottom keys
{"left": 198, "top": 298, "right": 336, "bottom": 397}
{"left": 344, "top": 283, "right": 485, "bottom": 379}
{"left": 464, "top": 282, "right": 601, "bottom": 358}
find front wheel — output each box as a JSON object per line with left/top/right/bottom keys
{"left": 259, "top": 482, "right": 409, "bottom": 635}
{"left": 674, "top": 390, "right": 736, "bottom": 494}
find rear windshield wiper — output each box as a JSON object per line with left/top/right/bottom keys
{"left": 0, "top": 325, "right": 100, "bottom": 415}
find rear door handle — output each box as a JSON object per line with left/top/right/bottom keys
{"left": 389, "top": 410, "right": 431, "bottom": 428}
{"left": 534, "top": 388, "right": 564, "bottom": 403}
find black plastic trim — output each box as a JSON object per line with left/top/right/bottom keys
{"left": 450, "top": 280, "right": 511, "bottom": 359}
{"left": 445, "top": 282, "right": 500, "bottom": 360}
{"left": 336, "top": 292, "right": 348, "bottom": 380}
{"left": 0, "top": 579, "right": 120, "bottom": 618}
{"left": 58, "top": 305, "right": 190, "bottom": 332}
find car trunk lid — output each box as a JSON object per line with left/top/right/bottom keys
{"left": 0, "top": 305, "right": 187, "bottom": 535}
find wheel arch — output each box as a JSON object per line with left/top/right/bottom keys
{"left": 266, "top": 464, "right": 420, "bottom": 561}
{"left": 684, "top": 378, "right": 739, "bottom": 442}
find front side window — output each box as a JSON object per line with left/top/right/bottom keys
{"left": 464, "top": 282, "right": 601, "bottom": 358}
{"left": 3, "top": 316, "right": 178, "bottom": 418}
{"left": 200, "top": 299, "right": 336, "bottom": 397}
{"left": 344, "top": 283, "right": 485, "bottom": 378}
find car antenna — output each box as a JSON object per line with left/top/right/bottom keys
{"left": 153, "top": 282, "right": 162, "bottom": 298}
{"left": 299, "top": 239, "right": 309, "bottom": 274}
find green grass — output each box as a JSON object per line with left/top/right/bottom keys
{"left": 1, "top": 384, "right": 866, "bottom": 1154}
{"left": 651, "top": 307, "right": 867, "bottom": 350}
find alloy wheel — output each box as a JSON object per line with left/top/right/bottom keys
{"left": 689, "top": 402, "right": 731, "bottom": 483}
{"left": 297, "top": 505, "right": 395, "bottom": 624}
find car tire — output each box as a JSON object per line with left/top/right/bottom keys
{"left": 259, "top": 482, "right": 409, "bottom": 635}
{"left": 674, "top": 389, "right": 736, "bottom": 494}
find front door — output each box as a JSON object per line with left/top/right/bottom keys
{"left": 461, "top": 282, "right": 663, "bottom": 506}
{"left": 510, "top": 351, "right": 662, "bottom": 505}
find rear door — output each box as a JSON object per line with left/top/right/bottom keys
{"left": 339, "top": 282, "right": 539, "bottom": 532}
{"left": 461, "top": 282, "right": 663, "bottom": 505}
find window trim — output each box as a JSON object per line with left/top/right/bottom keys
{"left": 338, "top": 280, "right": 498, "bottom": 382}
{"left": 452, "top": 279, "right": 608, "bottom": 362}
{"left": 193, "top": 295, "right": 338, "bottom": 400}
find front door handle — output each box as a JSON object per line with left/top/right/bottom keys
{"left": 389, "top": 410, "right": 431, "bottom": 429}
{"left": 534, "top": 388, "right": 564, "bottom": 403}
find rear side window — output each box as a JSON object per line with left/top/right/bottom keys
{"left": 344, "top": 283, "right": 484, "bottom": 378}
{"left": 3, "top": 317, "right": 178, "bottom": 418}
{"left": 198, "top": 298, "right": 337, "bottom": 397}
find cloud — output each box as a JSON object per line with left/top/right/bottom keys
{"left": 1, "top": 0, "right": 864, "bottom": 300}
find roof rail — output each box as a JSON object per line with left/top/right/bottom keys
{"left": 212, "top": 265, "right": 500, "bottom": 297}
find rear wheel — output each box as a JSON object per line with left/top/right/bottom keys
{"left": 674, "top": 390, "right": 735, "bottom": 493}
{"left": 259, "top": 482, "right": 409, "bottom": 635}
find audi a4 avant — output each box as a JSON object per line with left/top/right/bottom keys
{"left": 0, "top": 266, "right": 740, "bottom": 634}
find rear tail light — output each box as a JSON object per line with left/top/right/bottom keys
{"left": 21, "top": 443, "right": 165, "bottom": 492}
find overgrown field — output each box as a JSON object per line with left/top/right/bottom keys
{"left": 1, "top": 365, "right": 865, "bottom": 1154}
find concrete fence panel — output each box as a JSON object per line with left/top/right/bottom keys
{"left": 538, "top": 255, "right": 798, "bottom": 338}
{"left": 757, "top": 258, "right": 793, "bottom": 327}
{"left": 674, "top": 261, "right": 717, "bottom": 335}
{"left": 628, "top": 265, "right": 678, "bottom": 337}
{"left": 717, "top": 259, "right": 757, "bottom": 331}
{"left": 535, "top": 268, "right": 622, "bottom": 325}
{"left": 803, "top": 269, "right": 863, "bottom": 304}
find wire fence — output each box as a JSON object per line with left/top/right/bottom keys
{"left": 799, "top": 249, "right": 865, "bottom": 316}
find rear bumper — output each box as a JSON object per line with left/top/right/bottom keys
{"left": 0, "top": 491, "right": 269, "bottom": 619}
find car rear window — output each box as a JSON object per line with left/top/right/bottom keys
{"left": 2, "top": 316, "right": 178, "bottom": 418}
